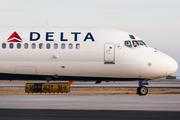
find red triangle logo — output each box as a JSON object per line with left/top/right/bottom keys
{"left": 7, "top": 31, "right": 22, "bottom": 42}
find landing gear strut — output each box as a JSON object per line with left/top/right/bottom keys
{"left": 137, "top": 80, "right": 148, "bottom": 96}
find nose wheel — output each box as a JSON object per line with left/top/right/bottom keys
{"left": 137, "top": 86, "right": 148, "bottom": 95}
{"left": 137, "top": 80, "right": 149, "bottom": 96}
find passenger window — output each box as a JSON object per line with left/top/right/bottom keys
{"left": 2, "top": 43, "right": 6, "bottom": 49}
{"left": 9, "top": 43, "right": 13, "bottom": 49}
{"left": 46, "top": 43, "right": 50, "bottom": 49}
{"left": 124, "top": 41, "right": 132, "bottom": 48}
{"left": 61, "top": 43, "right": 65, "bottom": 49}
{"left": 39, "top": 43, "right": 43, "bottom": 49}
{"left": 17, "top": 43, "right": 21, "bottom": 49}
{"left": 69, "top": 43, "right": 73, "bottom": 49}
{"left": 54, "top": 43, "right": 58, "bottom": 49}
{"left": 32, "top": 43, "right": 36, "bottom": 49}
{"left": 76, "top": 43, "right": 80, "bottom": 49}
{"left": 24, "top": 43, "right": 28, "bottom": 49}
{"left": 132, "top": 40, "right": 139, "bottom": 47}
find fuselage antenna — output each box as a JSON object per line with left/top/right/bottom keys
{"left": 46, "top": 20, "right": 52, "bottom": 27}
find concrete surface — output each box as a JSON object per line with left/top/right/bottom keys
{"left": 0, "top": 94, "right": 180, "bottom": 111}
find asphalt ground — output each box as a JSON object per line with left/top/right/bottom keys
{"left": 0, "top": 109, "right": 180, "bottom": 120}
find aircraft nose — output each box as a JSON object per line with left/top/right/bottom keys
{"left": 166, "top": 55, "right": 178, "bottom": 76}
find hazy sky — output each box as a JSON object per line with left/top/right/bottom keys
{"left": 0, "top": 0, "right": 179, "bottom": 76}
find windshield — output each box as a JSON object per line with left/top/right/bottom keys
{"left": 138, "top": 40, "right": 146, "bottom": 45}
{"left": 124, "top": 41, "right": 132, "bottom": 48}
{"left": 132, "top": 40, "right": 139, "bottom": 47}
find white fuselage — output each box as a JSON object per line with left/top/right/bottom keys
{"left": 0, "top": 26, "right": 178, "bottom": 81}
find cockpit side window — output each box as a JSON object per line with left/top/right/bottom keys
{"left": 132, "top": 40, "right": 139, "bottom": 47}
{"left": 138, "top": 40, "right": 146, "bottom": 45}
{"left": 124, "top": 41, "right": 132, "bottom": 48}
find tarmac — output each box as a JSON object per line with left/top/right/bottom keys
{"left": 0, "top": 79, "right": 180, "bottom": 119}
{"left": 0, "top": 94, "right": 180, "bottom": 111}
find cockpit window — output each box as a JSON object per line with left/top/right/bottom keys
{"left": 132, "top": 40, "right": 139, "bottom": 47}
{"left": 138, "top": 40, "right": 146, "bottom": 45}
{"left": 129, "top": 35, "right": 135, "bottom": 39}
{"left": 124, "top": 41, "right": 132, "bottom": 48}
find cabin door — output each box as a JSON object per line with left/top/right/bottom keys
{"left": 104, "top": 43, "right": 115, "bottom": 64}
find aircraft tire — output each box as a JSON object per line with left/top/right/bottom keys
{"left": 137, "top": 86, "right": 148, "bottom": 96}
{"left": 137, "top": 87, "right": 140, "bottom": 94}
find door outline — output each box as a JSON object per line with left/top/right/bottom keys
{"left": 104, "top": 43, "right": 115, "bottom": 64}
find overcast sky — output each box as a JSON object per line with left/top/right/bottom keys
{"left": 0, "top": 0, "right": 179, "bottom": 76}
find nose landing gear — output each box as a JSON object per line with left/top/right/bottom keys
{"left": 137, "top": 80, "right": 148, "bottom": 96}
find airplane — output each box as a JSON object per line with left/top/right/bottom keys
{"left": 0, "top": 26, "right": 178, "bottom": 95}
